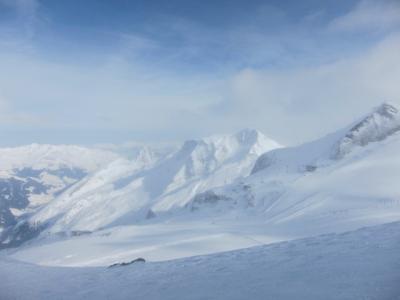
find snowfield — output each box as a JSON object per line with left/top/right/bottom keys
{"left": 1, "top": 221, "right": 400, "bottom": 300}
{"left": 7, "top": 219, "right": 285, "bottom": 266}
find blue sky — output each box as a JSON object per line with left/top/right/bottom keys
{"left": 0, "top": 0, "right": 399, "bottom": 146}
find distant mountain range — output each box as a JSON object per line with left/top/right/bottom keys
{"left": 30, "top": 128, "right": 281, "bottom": 232}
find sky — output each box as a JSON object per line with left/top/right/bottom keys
{"left": 0, "top": 0, "right": 399, "bottom": 146}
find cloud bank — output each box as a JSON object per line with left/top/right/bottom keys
{"left": 0, "top": 0, "right": 399, "bottom": 146}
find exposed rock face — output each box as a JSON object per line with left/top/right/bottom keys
{"left": 0, "top": 221, "right": 44, "bottom": 249}
{"left": 108, "top": 258, "right": 146, "bottom": 268}
{"left": 0, "top": 168, "right": 87, "bottom": 248}
{"left": 0, "top": 176, "right": 45, "bottom": 231}
{"left": 188, "top": 191, "right": 232, "bottom": 211}
{"left": 146, "top": 209, "right": 156, "bottom": 219}
{"left": 334, "top": 103, "right": 400, "bottom": 159}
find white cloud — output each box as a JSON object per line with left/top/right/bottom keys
{"left": 0, "top": 93, "right": 41, "bottom": 125}
{"left": 0, "top": 0, "right": 399, "bottom": 145}
{"left": 215, "top": 34, "right": 400, "bottom": 145}
{"left": 329, "top": 0, "right": 400, "bottom": 32}
{"left": 1, "top": 30, "right": 400, "bottom": 145}
{"left": 0, "top": 50, "right": 223, "bottom": 139}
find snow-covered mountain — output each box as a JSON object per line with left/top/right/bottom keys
{"left": 0, "top": 144, "right": 123, "bottom": 246}
{"left": 188, "top": 102, "right": 400, "bottom": 237}
{"left": 3, "top": 103, "right": 400, "bottom": 270}
{"left": 30, "top": 129, "right": 281, "bottom": 232}
{"left": 0, "top": 143, "right": 177, "bottom": 247}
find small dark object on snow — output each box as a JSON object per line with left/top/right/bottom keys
{"left": 71, "top": 230, "right": 92, "bottom": 237}
{"left": 108, "top": 258, "right": 146, "bottom": 268}
{"left": 146, "top": 209, "right": 156, "bottom": 219}
{"left": 305, "top": 165, "right": 317, "bottom": 172}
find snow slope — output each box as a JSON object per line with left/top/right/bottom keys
{"left": 1, "top": 221, "right": 399, "bottom": 300}
{"left": 186, "top": 103, "right": 400, "bottom": 237}
{"left": 8, "top": 219, "right": 283, "bottom": 266}
{"left": 31, "top": 129, "right": 281, "bottom": 232}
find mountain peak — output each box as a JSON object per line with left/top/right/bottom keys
{"left": 233, "top": 128, "right": 282, "bottom": 154}
{"left": 373, "top": 102, "right": 398, "bottom": 117}
{"left": 234, "top": 128, "right": 261, "bottom": 143}
{"left": 334, "top": 101, "right": 400, "bottom": 159}
{"left": 252, "top": 102, "right": 400, "bottom": 175}
{"left": 179, "top": 129, "right": 279, "bottom": 152}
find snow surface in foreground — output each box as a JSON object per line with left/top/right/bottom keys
{"left": 1, "top": 221, "right": 400, "bottom": 300}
